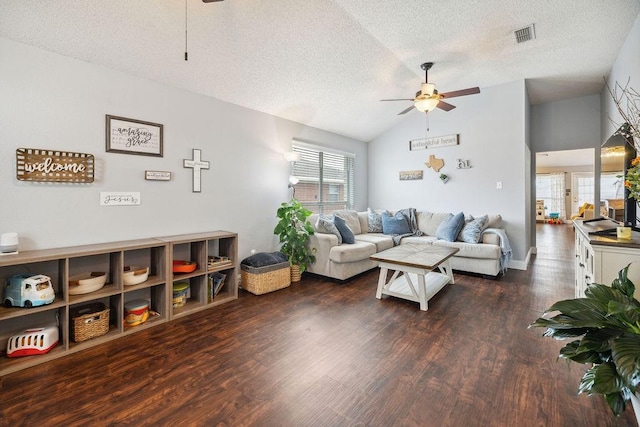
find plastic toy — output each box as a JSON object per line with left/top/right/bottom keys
{"left": 3, "top": 274, "right": 55, "bottom": 308}
{"left": 6, "top": 326, "right": 59, "bottom": 357}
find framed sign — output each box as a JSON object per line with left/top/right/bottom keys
{"left": 16, "top": 148, "right": 94, "bottom": 183}
{"left": 409, "top": 134, "right": 459, "bottom": 151}
{"left": 106, "top": 115, "right": 163, "bottom": 157}
{"left": 100, "top": 192, "right": 141, "bottom": 206}
{"left": 399, "top": 170, "right": 423, "bottom": 181}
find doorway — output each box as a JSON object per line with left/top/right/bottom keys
{"left": 535, "top": 148, "right": 595, "bottom": 222}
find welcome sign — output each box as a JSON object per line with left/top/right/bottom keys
{"left": 16, "top": 148, "right": 95, "bottom": 183}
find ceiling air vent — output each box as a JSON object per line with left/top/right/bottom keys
{"left": 515, "top": 24, "right": 536, "bottom": 43}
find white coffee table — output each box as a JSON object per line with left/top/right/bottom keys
{"left": 370, "top": 244, "right": 459, "bottom": 311}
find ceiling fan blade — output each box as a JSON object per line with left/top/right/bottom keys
{"left": 398, "top": 105, "right": 416, "bottom": 115}
{"left": 380, "top": 98, "right": 414, "bottom": 102}
{"left": 439, "top": 87, "right": 480, "bottom": 99}
{"left": 437, "top": 101, "right": 456, "bottom": 112}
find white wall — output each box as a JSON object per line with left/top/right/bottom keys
{"left": 530, "top": 94, "right": 601, "bottom": 152}
{"left": 602, "top": 12, "right": 640, "bottom": 141}
{"left": 0, "top": 38, "right": 368, "bottom": 259}
{"left": 368, "top": 80, "right": 529, "bottom": 265}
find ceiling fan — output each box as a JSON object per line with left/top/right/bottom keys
{"left": 381, "top": 62, "right": 480, "bottom": 115}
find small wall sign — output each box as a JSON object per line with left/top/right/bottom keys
{"left": 145, "top": 170, "right": 171, "bottom": 181}
{"left": 409, "top": 134, "right": 459, "bottom": 151}
{"left": 16, "top": 148, "right": 95, "bottom": 183}
{"left": 100, "top": 192, "right": 141, "bottom": 206}
{"left": 399, "top": 170, "right": 423, "bottom": 181}
{"left": 457, "top": 159, "right": 472, "bottom": 169}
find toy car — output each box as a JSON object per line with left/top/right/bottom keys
{"left": 3, "top": 274, "right": 55, "bottom": 308}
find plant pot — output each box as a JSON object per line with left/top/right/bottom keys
{"left": 290, "top": 265, "right": 302, "bottom": 282}
{"left": 630, "top": 392, "right": 640, "bottom": 426}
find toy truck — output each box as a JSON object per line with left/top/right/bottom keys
{"left": 3, "top": 274, "right": 55, "bottom": 308}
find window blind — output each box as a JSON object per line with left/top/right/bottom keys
{"left": 291, "top": 143, "right": 355, "bottom": 214}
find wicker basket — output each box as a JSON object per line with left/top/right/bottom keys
{"left": 241, "top": 262, "right": 291, "bottom": 295}
{"left": 70, "top": 302, "right": 110, "bottom": 343}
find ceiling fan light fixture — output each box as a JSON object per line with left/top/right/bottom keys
{"left": 421, "top": 83, "right": 436, "bottom": 97}
{"left": 414, "top": 97, "right": 440, "bottom": 112}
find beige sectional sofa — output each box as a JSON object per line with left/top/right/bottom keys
{"left": 306, "top": 209, "right": 508, "bottom": 281}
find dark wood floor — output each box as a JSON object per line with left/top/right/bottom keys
{"left": 1, "top": 224, "right": 637, "bottom": 426}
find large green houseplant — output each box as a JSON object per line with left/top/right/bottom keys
{"left": 273, "top": 199, "right": 316, "bottom": 281}
{"left": 530, "top": 264, "right": 640, "bottom": 417}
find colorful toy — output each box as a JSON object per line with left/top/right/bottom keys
{"left": 6, "top": 326, "right": 59, "bottom": 357}
{"left": 3, "top": 274, "right": 55, "bottom": 308}
{"left": 173, "top": 260, "right": 197, "bottom": 274}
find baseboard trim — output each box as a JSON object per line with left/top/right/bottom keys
{"left": 508, "top": 247, "right": 534, "bottom": 271}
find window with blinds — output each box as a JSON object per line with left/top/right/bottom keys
{"left": 291, "top": 143, "right": 355, "bottom": 214}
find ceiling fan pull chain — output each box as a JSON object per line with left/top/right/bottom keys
{"left": 184, "top": 0, "right": 189, "bottom": 61}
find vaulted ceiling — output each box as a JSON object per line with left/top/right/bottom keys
{"left": 1, "top": 1, "right": 639, "bottom": 141}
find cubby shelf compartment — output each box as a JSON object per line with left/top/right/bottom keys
{"left": 0, "top": 231, "right": 237, "bottom": 377}
{"left": 158, "top": 231, "right": 238, "bottom": 320}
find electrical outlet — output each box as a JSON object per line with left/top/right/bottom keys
{"left": 496, "top": 181, "right": 503, "bottom": 190}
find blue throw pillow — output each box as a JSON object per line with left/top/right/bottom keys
{"left": 381, "top": 211, "right": 411, "bottom": 235}
{"left": 436, "top": 212, "right": 465, "bottom": 242}
{"left": 333, "top": 215, "right": 355, "bottom": 244}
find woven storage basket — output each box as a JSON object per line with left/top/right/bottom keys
{"left": 70, "top": 302, "right": 110, "bottom": 343}
{"left": 241, "top": 261, "right": 291, "bottom": 295}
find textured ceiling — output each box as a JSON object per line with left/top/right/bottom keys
{"left": 1, "top": 0, "right": 639, "bottom": 142}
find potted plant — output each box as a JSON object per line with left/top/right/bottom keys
{"left": 273, "top": 198, "right": 316, "bottom": 282}
{"left": 530, "top": 264, "right": 640, "bottom": 420}
{"left": 439, "top": 173, "right": 449, "bottom": 184}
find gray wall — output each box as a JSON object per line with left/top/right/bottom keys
{"left": 367, "top": 80, "right": 529, "bottom": 267}
{"left": 0, "top": 38, "right": 368, "bottom": 260}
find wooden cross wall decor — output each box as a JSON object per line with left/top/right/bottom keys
{"left": 183, "top": 149, "right": 210, "bottom": 192}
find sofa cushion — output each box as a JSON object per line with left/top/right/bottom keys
{"left": 329, "top": 241, "right": 377, "bottom": 263}
{"left": 382, "top": 211, "right": 411, "bottom": 235}
{"left": 433, "top": 240, "right": 501, "bottom": 259}
{"left": 355, "top": 233, "right": 394, "bottom": 252}
{"left": 333, "top": 215, "right": 356, "bottom": 244}
{"left": 315, "top": 214, "right": 342, "bottom": 244}
{"left": 458, "top": 215, "right": 488, "bottom": 244}
{"left": 416, "top": 212, "right": 452, "bottom": 236}
{"left": 367, "top": 208, "right": 385, "bottom": 233}
{"left": 332, "top": 210, "right": 362, "bottom": 235}
{"left": 399, "top": 235, "right": 438, "bottom": 245}
{"left": 435, "top": 212, "right": 465, "bottom": 242}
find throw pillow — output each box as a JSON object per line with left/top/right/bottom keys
{"left": 367, "top": 208, "right": 385, "bottom": 233}
{"left": 381, "top": 211, "right": 412, "bottom": 235}
{"left": 459, "top": 215, "right": 488, "bottom": 244}
{"left": 333, "top": 215, "right": 355, "bottom": 244}
{"left": 315, "top": 214, "right": 342, "bottom": 244}
{"left": 435, "top": 212, "right": 465, "bottom": 242}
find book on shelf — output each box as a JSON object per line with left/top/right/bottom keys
{"left": 208, "top": 272, "right": 226, "bottom": 302}
{"left": 207, "top": 255, "right": 232, "bottom": 270}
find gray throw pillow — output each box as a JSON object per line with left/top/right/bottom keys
{"left": 333, "top": 215, "right": 355, "bottom": 244}
{"left": 367, "top": 208, "right": 385, "bottom": 233}
{"left": 315, "top": 214, "right": 342, "bottom": 244}
{"left": 435, "top": 212, "right": 465, "bottom": 242}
